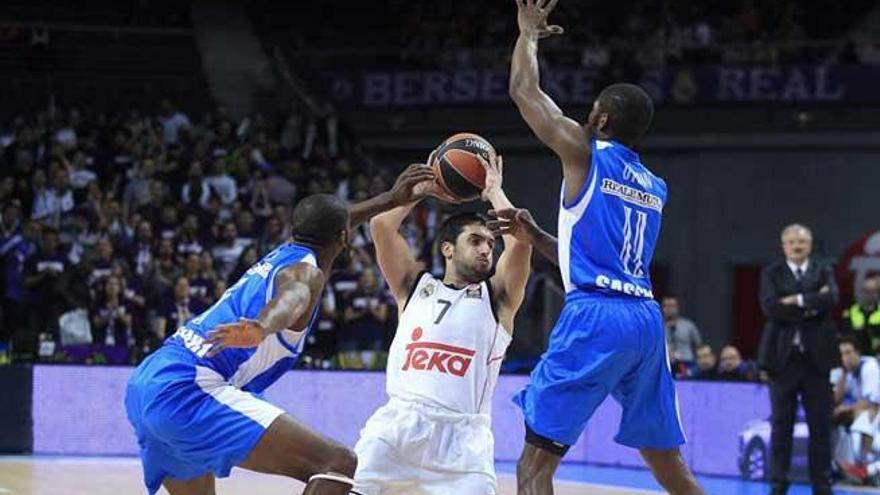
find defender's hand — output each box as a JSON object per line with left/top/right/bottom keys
{"left": 389, "top": 163, "right": 436, "bottom": 206}
{"left": 516, "top": 0, "right": 564, "bottom": 40}
{"left": 488, "top": 208, "right": 539, "bottom": 243}
{"left": 479, "top": 154, "right": 504, "bottom": 201}
{"left": 206, "top": 319, "right": 268, "bottom": 356}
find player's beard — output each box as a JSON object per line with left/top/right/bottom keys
{"left": 455, "top": 257, "right": 491, "bottom": 284}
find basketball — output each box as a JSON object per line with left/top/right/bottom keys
{"left": 431, "top": 132, "right": 496, "bottom": 201}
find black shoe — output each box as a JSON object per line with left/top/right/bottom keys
{"left": 811, "top": 484, "right": 833, "bottom": 495}
{"left": 769, "top": 483, "right": 789, "bottom": 495}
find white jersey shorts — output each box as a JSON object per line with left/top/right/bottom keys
{"left": 353, "top": 397, "right": 498, "bottom": 495}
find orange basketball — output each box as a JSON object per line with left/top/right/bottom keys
{"left": 430, "top": 132, "right": 496, "bottom": 202}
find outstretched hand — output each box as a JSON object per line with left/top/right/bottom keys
{"left": 389, "top": 163, "right": 436, "bottom": 206}
{"left": 205, "top": 319, "right": 268, "bottom": 356}
{"left": 488, "top": 208, "right": 540, "bottom": 243}
{"left": 515, "top": 0, "right": 564, "bottom": 40}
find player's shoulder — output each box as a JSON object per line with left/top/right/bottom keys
{"left": 275, "top": 258, "right": 325, "bottom": 288}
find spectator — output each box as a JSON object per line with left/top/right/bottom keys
{"left": 718, "top": 344, "right": 758, "bottom": 381}
{"left": 235, "top": 210, "right": 257, "bottom": 248}
{"left": 159, "top": 99, "right": 192, "bottom": 144}
{"left": 833, "top": 337, "right": 880, "bottom": 484}
{"left": 181, "top": 253, "right": 213, "bottom": 306}
{"left": 23, "top": 227, "right": 70, "bottom": 353}
{"left": 257, "top": 216, "right": 286, "bottom": 255}
{"left": 122, "top": 159, "right": 155, "bottom": 218}
{"left": 127, "top": 220, "right": 155, "bottom": 277}
{"left": 663, "top": 295, "right": 702, "bottom": 365}
{"left": 227, "top": 246, "right": 260, "bottom": 285}
{"left": 843, "top": 276, "right": 880, "bottom": 355}
{"left": 84, "top": 236, "right": 130, "bottom": 294}
{"left": 175, "top": 213, "right": 204, "bottom": 258}
{"left": 90, "top": 275, "right": 133, "bottom": 348}
{"left": 147, "top": 238, "right": 181, "bottom": 302}
{"left": 205, "top": 159, "right": 238, "bottom": 206}
{"left": 181, "top": 162, "right": 211, "bottom": 210}
{"left": 155, "top": 203, "right": 179, "bottom": 241}
{"left": 155, "top": 276, "right": 206, "bottom": 340}
{"left": 211, "top": 221, "right": 245, "bottom": 281}
{"left": 693, "top": 344, "right": 719, "bottom": 380}
{"left": 32, "top": 167, "right": 74, "bottom": 228}
{"left": 338, "top": 267, "right": 392, "bottom": 370}
{"left": 1, "top": 210, "right": 38, "bottom": 356}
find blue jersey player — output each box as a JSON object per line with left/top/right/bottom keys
{"left": 504, "top": 1, "right": 705, "bottom": 494}
{"left": 124, "top": 164, "right": 436, "bottom": 495}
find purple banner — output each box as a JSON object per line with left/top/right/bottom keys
{"left": 327, "top": 65, "right": 880, "bottom": 107}
{"left": 32, "top": 366, "right": 780, "bottom": 479}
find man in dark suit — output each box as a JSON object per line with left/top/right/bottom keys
{"left": 758, "top": 224, "right": 839, "bottom": 495}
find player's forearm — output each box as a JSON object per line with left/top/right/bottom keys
{"left": 348, "top": 191, "right": 399, "bottom": 229}
{"left": 485, "top": 188, "right": 514, "bottom": 212}
{"left": 509, "top": 32, "right": 541, "bottom": 101}
{"left": 256, "top": 285, "right": 312, "bottom": 335}
{"left": 370, "top": 201, "right": 418, "bottom": 233}
{"left": 531, "top": 228, "right": 559, "bottom": 266}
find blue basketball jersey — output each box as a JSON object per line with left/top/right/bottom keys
{"left": 164, "top": 242, "right": 320, "bottom": 393}
{"left": 558, "top": 138, "right": 667, "bottom": 298}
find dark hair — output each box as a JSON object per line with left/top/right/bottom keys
{"left": 839, "top": 335, "right": 861, "bottom": 352}
{"left": 435, "top": 212, "right": 488, "bottom": 250}
{"left": 596, "top": 83, "right": 654, "bottom": 146}
{"left": 290, "top": 193, "right": 348, "bottom": 245}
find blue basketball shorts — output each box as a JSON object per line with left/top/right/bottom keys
{"left": 513, "top": 291, "right": 685, "bottom": 450}
{"left": 124, "top": 346, "right": 284, "bottom": 494}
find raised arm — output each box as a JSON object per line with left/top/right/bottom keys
{"left": 370, "top": 202, "right": 424, "bottom": 308}
{"left": 347, "top": 164, "right": 435, "bottom": 229}
{"left": 205, "top": 262, "right": 323, "bottom": 355}
{"left": 371, "top": 162, "right": 460, "bottom": 307}
{"left": 510, "top": 0, "right": 589, "bottom": 180}
{"left": 477, "top": 156, "right": 532, "bottom": 332}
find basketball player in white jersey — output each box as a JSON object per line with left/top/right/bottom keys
{"left": 352, "top": 154, "right": 532, "bottom": 494}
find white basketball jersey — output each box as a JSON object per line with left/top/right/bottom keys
{"left": 385, "top": 272, "right": 511, "bottom": 415}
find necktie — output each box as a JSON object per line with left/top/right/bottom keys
{"left": 793, "top": 266, "right": 804, "bottom": 352}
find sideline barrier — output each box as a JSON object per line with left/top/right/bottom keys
{"left": 31, "top": 365, "right": 780, "bottom": 479}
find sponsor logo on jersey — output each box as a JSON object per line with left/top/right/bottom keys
{"left": 172, "top": 327, "right": 212, "bottom": 357}
{"left": 595, "top": 274, "right": 654, "bottom": 298}
{"left": 465, "top": 284, "right": 482, "bottom": 299}
{"left": 402, "top": 327, "right": 474, "bottom": 377}
{"left": 600, "top": 178, "right": 663, "bottom": 212}
{"left": 420, "top": 283, "right": 436, "bottom": 298}
{"left": 246, "top": 261, "right": 273, "bottom": 279}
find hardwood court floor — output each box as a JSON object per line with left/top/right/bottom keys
{"left": 0, "top": 457, "right": 654, "bottom": 495}
{"left": 2, "top": 457, "right": 876, "bottom": 495}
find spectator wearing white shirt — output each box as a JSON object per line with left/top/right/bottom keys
{"left": 835, "top": 336, "right": 880, "bottom": 483}
{"left": 159, "top": 99, "right": 192, "bottom": 145}
{"left": 211, "top": 221, "right": 245, "bottom": 282}
{"left": 31, "top": 167, "right": 74, "bottom": 228}
{"left": 204, "top": 160, "right": 238, "bottom": 206}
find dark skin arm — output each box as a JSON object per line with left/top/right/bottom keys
{"left": 205, "top": 262, "right": 324, "bottom": 355}
{"left": 488, "top": 208, "right": 558, "bottom": 266}
{"left": 346, "top": 164, "right": 435, "bottom": 229}
{"left": 510, "top": 0, "right": 591, "bottom": 204}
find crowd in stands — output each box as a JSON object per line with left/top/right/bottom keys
{"left": 261, "top": 0, "right": 879, "bottom": 76}
{"left": 0, "top": 99, "right": 451, "bottom": 368}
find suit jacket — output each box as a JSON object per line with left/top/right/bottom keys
{"left": 757, "top": 258, "right": 839, "bottom": 375}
